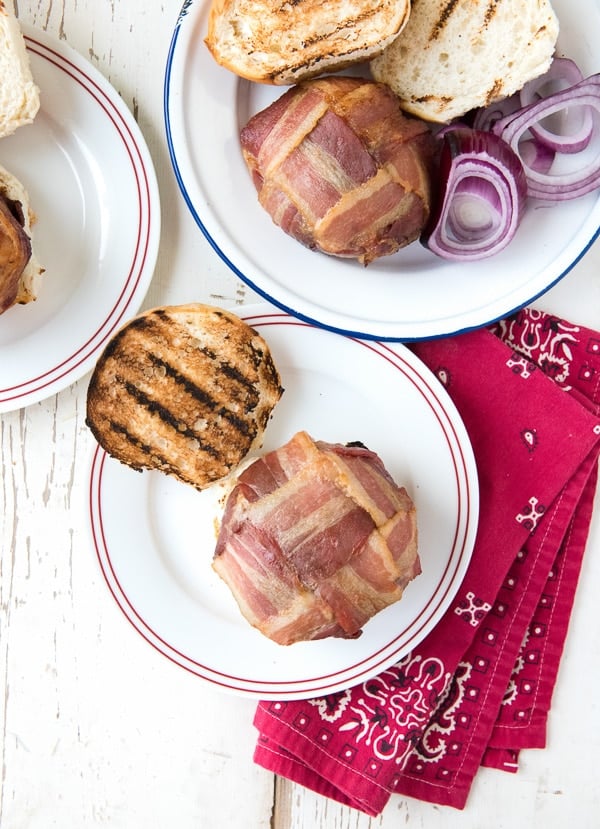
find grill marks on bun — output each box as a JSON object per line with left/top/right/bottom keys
{"left": 370, "top": 0, "right": 559, "bottom": 123}
{"left": 204, "top": 0, "right": 412, "bottom": 85}
{"left": 86, "top": 304, "right": 284, "bottom": 490}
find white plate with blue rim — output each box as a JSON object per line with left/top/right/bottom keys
{"left": 164, "top": 0, "right": 599, "bottom": 342}
{"left": 0, "top": 25, "right": 160, "bottom": 412}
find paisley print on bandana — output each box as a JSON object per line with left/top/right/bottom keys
{"left": 435, "top": 367, "right": 451, "bottom": 387}
{"left": 454, "top": 592, "right": 493, "bottom": 627}
{"left": 506, "top": 352, "right": 537, "bottom": 379}
{"left": 307, "top": 689, "right": 352, "bottom": 723}
{"left": 312, "top": 654, "right": 452, "bottom": 769}
{"left": 413, "top": 661, "right": 473, "bottom": 763}
{"left": 515, "top": 496, "right": 546, "bottom": 531}
{"left": 500, "top": 631, "right": 529, "bottom": 707}
{"left": 492, "top": 310, "right": 580, "bottom": 390}
{"left": 521, "top": 428, "right": 538, "bottom": 452}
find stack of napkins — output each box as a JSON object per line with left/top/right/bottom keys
{"left": 253, "top": 309, "right": 600, "bottom": 814}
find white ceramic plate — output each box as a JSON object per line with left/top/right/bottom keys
{"left": 87, "top": 304, "right": 479, "bottom": 699}
{"left": 164, "top": 0, "right": 600, "bottom": 342}
{"left": 0, "top": 25, "right": 160, "bottom": 412}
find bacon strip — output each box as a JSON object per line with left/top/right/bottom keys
{"left": 213, "top": 431, "right": 420, "bottom": 645}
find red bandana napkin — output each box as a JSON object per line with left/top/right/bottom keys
{"left": 253, "top": 309, "right": 600, "bottom": 815}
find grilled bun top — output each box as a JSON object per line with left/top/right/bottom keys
{"left": 0, "top": 1, "right": 40, "bottom": 138}
{"left": 204, "top": 0, "right": 411, "bottom": 85}
{"left": 371, "top": 0, "right": 559, "bottom": 123}
{"left": 86, "top": 304, "right": 284, "bottom": 490}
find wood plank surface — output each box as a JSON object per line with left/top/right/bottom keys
{"left": 2, "top": 2, "right": 600, "bottom": 827}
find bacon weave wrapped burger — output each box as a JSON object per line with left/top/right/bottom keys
{"left": 213, "top": 431, "right": 420, "bottom": 645}
{"left": 240, "top": 77, "right": 438, "bottom": 266}
{"left": 0, "top": 164, "right": 44, "bottom": 314}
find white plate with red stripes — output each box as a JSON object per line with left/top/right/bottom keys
{"left": 0, "top": 26, "right": 160, "bottom": 412}
{"left": 164, "top": 0, "right": 600, "bottom": 342}
{"left": 87, "top": 304, "right": 478, "bottom": 699}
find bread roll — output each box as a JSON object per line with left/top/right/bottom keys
{"left": 205, "top": 0, "right": 411, "bottom": 84}
{"left": 0, "top": 1, "right": 40, "bottom": 138}
{"left": 86, "top": 304, "right": 284, "bottom": 490}
{"left": 371, "top": 0, "right": 559, "bottom": 123}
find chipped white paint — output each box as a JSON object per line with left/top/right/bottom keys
{"left": 1, "top": 2, "right": 600, "bottom": 827}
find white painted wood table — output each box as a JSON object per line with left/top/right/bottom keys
{"left": 1, "top": 2, "right": 599, "bottom": 826}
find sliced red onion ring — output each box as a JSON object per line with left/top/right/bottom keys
{"left": 518, "top": 138, "right": 555, "bottom": 174}
{"left": 519, "top": 58, "right": 592, "bottom": 154}
{"left": 520, "top": 57, "right": 585, "bottom": 106}
{"left": 421, "top": 128, "right": 527, "bottom": 261}
{"left": 471, "top": 59, "right": 586, "bottom": 142}
{"left": 472, "top": 93, "right": 521, "bottom": 133}
{"left": 493, "top": 74, "right": 600, "bottom": 199}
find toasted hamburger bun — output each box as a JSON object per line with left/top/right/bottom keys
{"left": 86, "top": 304, "right": 284, "bottom": 490}
{"left": 371, "top": 0, "right": 559, "bottom": 123}
{"left": 0, "top": 1, "right": 40, "bottom": 138}
{"left": 205, "top": 0, "right": 411, "bottom": 85}
{"left": 0, "top": 163, "right": 44, "bottom": 312}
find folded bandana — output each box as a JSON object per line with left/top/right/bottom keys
{"left": 253, "top": 309, "right": 600, "bottom": 815}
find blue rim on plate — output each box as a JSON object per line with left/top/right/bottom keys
{"left": 163, "top": 0, "right": 600, "bottom": 342}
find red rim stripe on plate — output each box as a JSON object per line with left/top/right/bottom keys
{"left": 0, "top": 36, "right": 154, "bottom": 402}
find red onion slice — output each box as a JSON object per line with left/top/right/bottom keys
{"left": 520, "top": 57, "right": 585, "bottom": 106}
{"left": 493, "top": 74, "right": 600, "bottom": 199}
{"left": 472, "top": 93, "right": 522, "bottom": 133}
{"left": 518, "top": 138, "right": 556, "bottom": 174}
{"left": 520, "top": 58, "right": 592, "bottom": 154}
{"left": 421, "top": 129, "right": 527, "bottom": 261}
{"left": 520, "top": 57, "right": 583, "bottom": 106}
